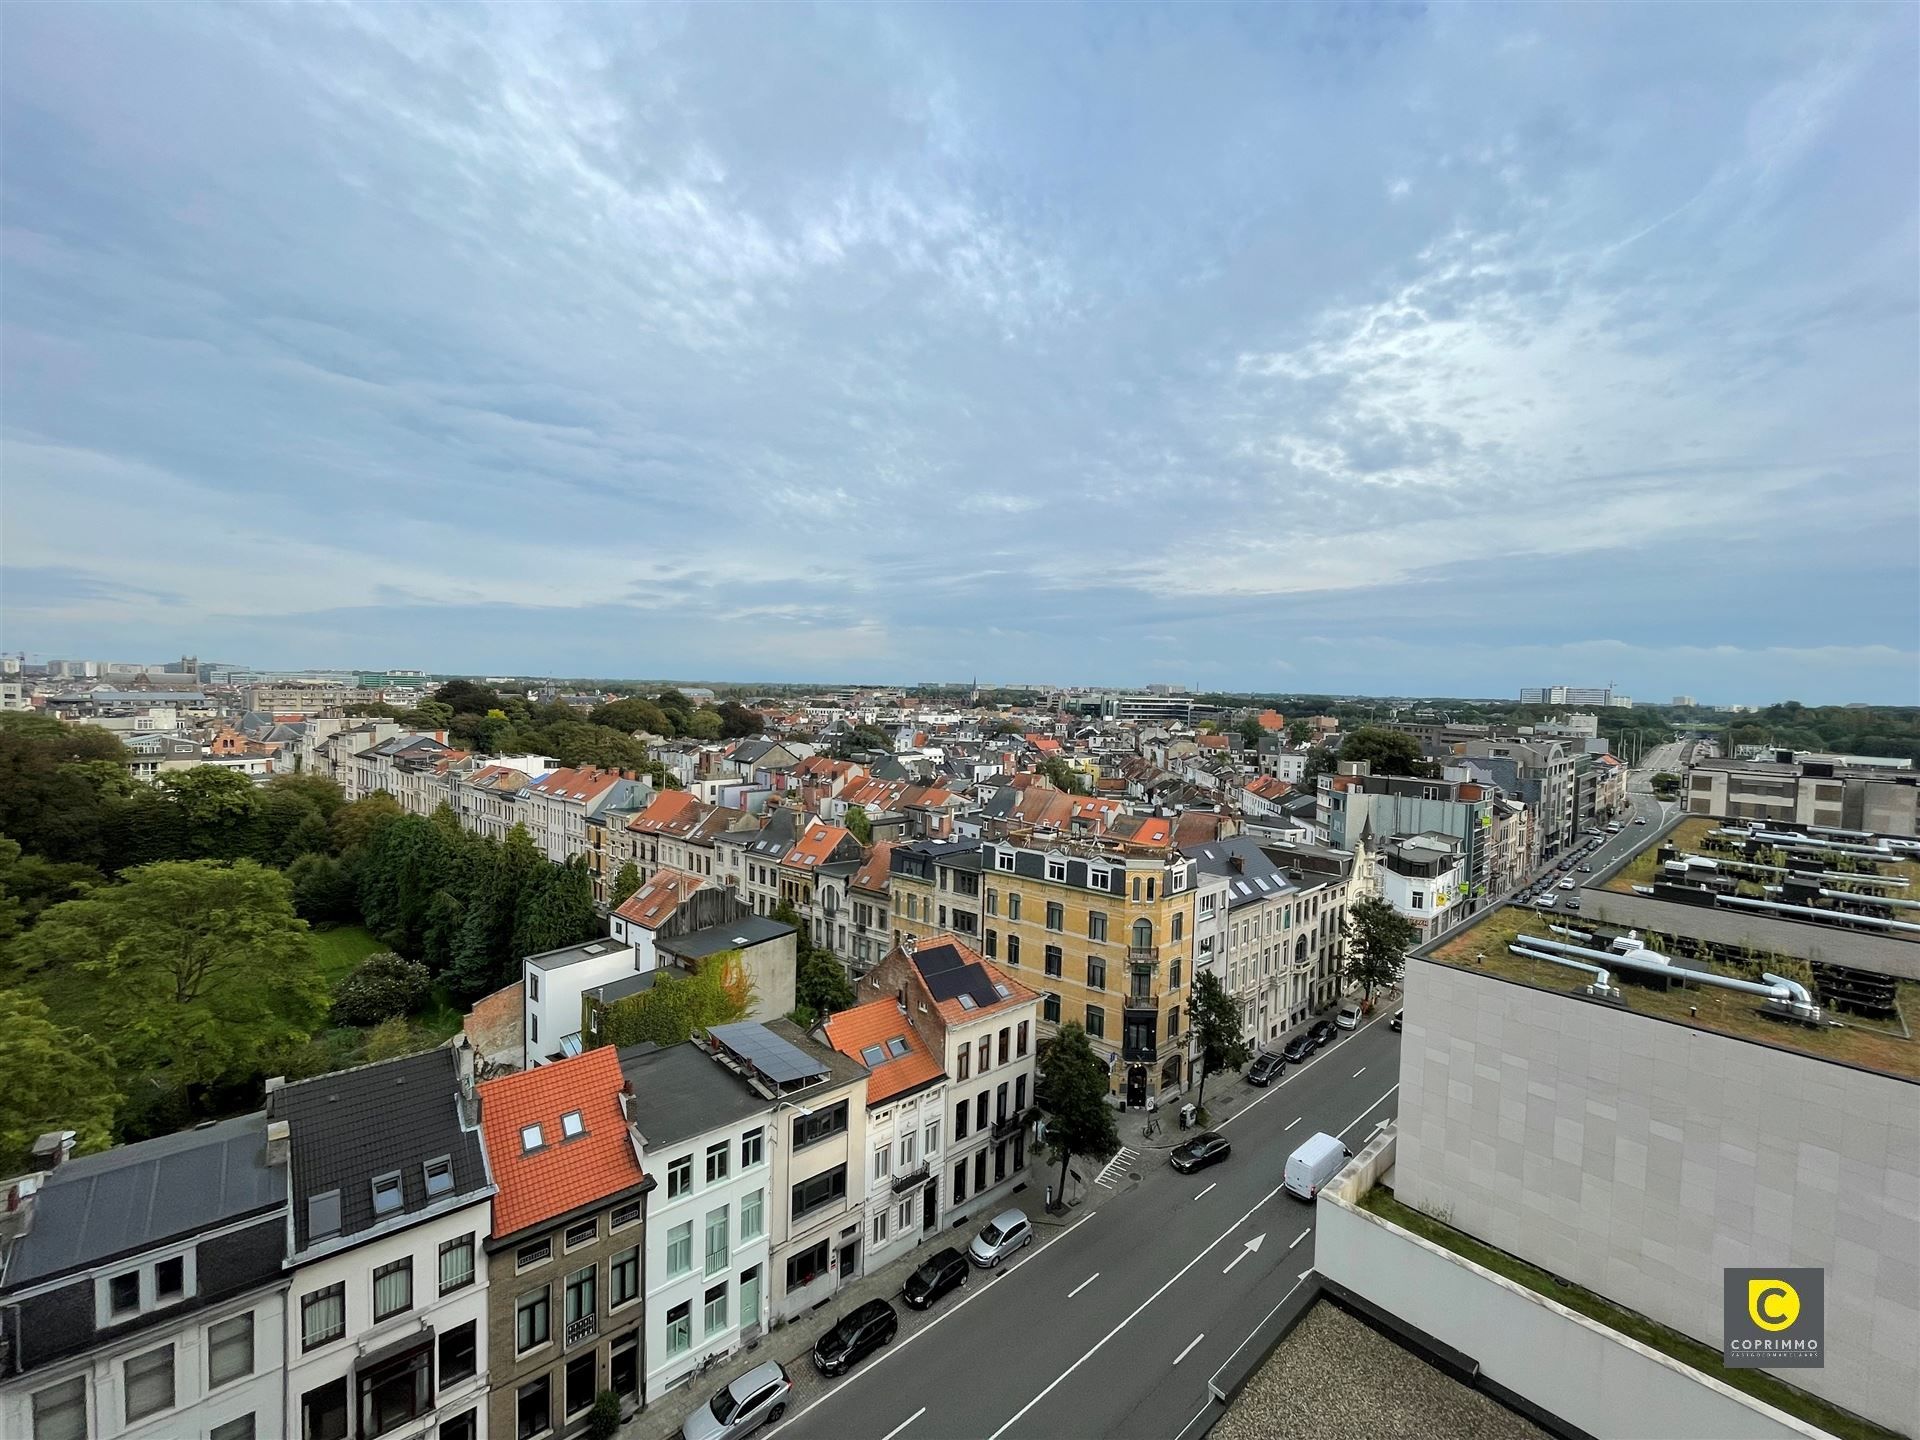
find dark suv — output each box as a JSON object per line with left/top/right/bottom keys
{"left": 1307, "top": 1019, "right": 1338, "bottom": 1047}
{"left": 902, "top": 1248, "right": 967, "bottom": 1311}
{"left": 812, "top": 1298, "right": 899, "bottom": 1376}
{"left": 1247, "top": 1051, "right": 1286, "bottom": 1087}
{"left": 1280, "top": 1034, "right": 1315, "bottom": 1063}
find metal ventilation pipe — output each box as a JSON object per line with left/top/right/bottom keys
{"left": 1509, "top": 943, "right": 1614, "bottom": 997}
{"left": 1513, "top": 932, "right": 1821, "bottom": 1019}
{"left": 1717, "top": 894, "right": 1920, "bottom": 935}
{"left": 1713, "top": 827, "right": 1894, "bottom": 861}
{"left": 1682, "top": 853, "right": 1908, "bottom": 889}
{"left": 1761, "top": 885, "right": 1920, "bottom": 911}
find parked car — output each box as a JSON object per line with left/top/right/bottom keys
{"left": 1565, "top": 897, "right": 1582, "bottom": 911}
{"left": 1335, "top": 1003, "right": 1362, "bottom": 1029}
{"left": 1283, "top": 1131, "right": 1353, "bottom": 1201}
{"left": 1281, "top": 1034, "right": 1316, "bottom": 1063}
{"left": 901, "top": 1247, "right": 968, "bottom": 1311}
{"left": 1634, "top": 817, "right": 1649, "bottom": 825}
{"left": 968, "top": 1209, "right": 1033, "bottom": 1267}
{"left": 1170, "top": 1131, "right": 1232, "bottom": 1173}
{"left": 813, "top": 1298, "right": 899, "bottom": 1376}
{"left": 1538, "top": 893, "right": 1558, "bottom": 908}
{"left": 1307, "top": 1019, "right": 1338, "bottom": 1047}
{"left": 683, "top": 1361, "right": 791, "bottom": 1440}
{"left": 1247, "top": 1051, "right": 1287, "bottom": 1086}
{"left": 1388, "top": 1009, "right": 1403, "bottom": 1032}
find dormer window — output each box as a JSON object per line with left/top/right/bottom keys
{"left": 423, "top": 1155, "right": 454, "bottom": 1197}
{"left": 109, "top": 1272, "right": 141, "bottom": 1315}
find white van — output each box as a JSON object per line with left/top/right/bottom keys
{"left": 1283, "top": 1131, "right": 1351, "bottom": 1201}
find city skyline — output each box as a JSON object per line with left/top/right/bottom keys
{"left": 3, "top": 5, "right": 1916, "bottom": 703}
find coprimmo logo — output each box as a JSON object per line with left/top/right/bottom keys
{"left": 1724, "top": 1269, "right": 1824, "bottom": 1369}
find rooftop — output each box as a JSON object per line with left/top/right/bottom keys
{"left": 1426, "top": 904, "right": 1920, "bottom": 1082}
{"left": 822, "top": 999, "right": 945, "bottom": 1105}
{"left": 614, "top": 869, "right": 707, "bottom": 930}
{"left": 527, "top": 936, "right": 633, "bottom": 971}
{"left": 618, "top": 1020, "right": 863, "bottom": 1149}
{"left": 656, "top": 914, "right": 794, "bottom": 961}
{"left": 907, "top": 935, "right": 1038, "bottom": 1024}
{"left": 3, "top": 1114, "right": 284, "bottom": 1289}
{"left": 479, "top": 1048, "right": 645, "bottom": 1238}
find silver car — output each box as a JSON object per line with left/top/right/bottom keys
{"left": 968, "top": 1208, "right": 1034, "bottom": 1267}
{"left": 681, "top": 1360, "right": 791, "bottom": 1440}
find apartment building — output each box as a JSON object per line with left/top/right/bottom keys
{"left": 1374, "top": 833, "right": 1469, "bottom": 943}
{"left": 820, "top": 1001, "right": 948, "bottom": 1272}
{"left": 0, "top": 1120, "right": 289, "bottom": 1440}
{"left": 1317, "top": 763, "right": 1494, "bottom": 909}
{"left": 618, "top": 792, "right": 751, "bottom": 889}
{"left": 243, "top": 682, "right": 359, "bottom": 715}
{"left": 777, "top": 818, "right": 864, "bottom": 955}
{"left": 887, "top": 837, "right": 985, "bottom": 949}
{"left": 1685, "top": 755, "right": 1918, "bottom": 836}
{"left": 1461, "top": 737, "right": 1576, "bottom": 860}
{"left": 479, "top": 1049, "right": 651, "bottom": 1439}
{"left": 349, "top": 733, "right": 463, "bottom": 814}
{"left": 521, "top": 768, "right": 654, "bottom": 866}
{"left": 273, "top": 1047, "right": 494, "bottom": 1440}
{"left": 845, "top": 843, "right": 895, "bottom": 974}
{"left": 722, "top": 810, "right": 798, "bottom": 919}
{"left": 856, "top": 935, "right": 1040, "bottom": 1226}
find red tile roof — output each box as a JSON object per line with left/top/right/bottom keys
{"left": 530, "top": 766, "right": 626, "bottom": 803}
{"left": 822, "top": 999, "right": 944, "bottom": 1105}
{"left": 910, "top": 935, "right": 1039, "bottom": 1025}
{"left": 785, "top": 820, "right": 851, "bottom": 868}
{"left": 614, "top": 868, "right": 707, "bottom": 929}
{"left": 627, "top": 790, "right": 701, "bottom": 835}
{"left": 850, "top": 842, "right": 895, "bottom": 893}
{"left": 479, "top": 1047, "right": 645, "bottom": 1238}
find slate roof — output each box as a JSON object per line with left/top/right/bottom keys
{"left": 272, "top": 1047, "right": 490, "bottom": 1253}
{"left": 1182, "top": 836, "right": 1301, "bottom": 910}
{"left": 3, "top": 1113, "right": 285, "bottom": 1288}
{"left": 478, "top": 1048, "right": 645, "bottom": 1240}
{"left": 616, "top": 1042, "right": 774, "bottom": 1150}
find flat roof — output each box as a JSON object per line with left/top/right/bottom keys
{"left": 655, "top": 914, "right": 792, "bottom": 961}
{"left": 526, "top": 937, "right": 632, "bottom": 970}
{"left": 616, "top": 1042, "right": 774, "bottom": 1149}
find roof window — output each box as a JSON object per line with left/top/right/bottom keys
{"left": 371, "top": 1172, "right": 403, "bottom": 1216}
{"left": 521, "top": 1123, "right": 545, "bottom": 1153}
{"left": 423, "top": 1155, "right": 454, "bottom": 1197}
{"left": 561, "top": 1111, "right": 586, "bottom": 1140}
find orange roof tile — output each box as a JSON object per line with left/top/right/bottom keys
{"left": 850, "top": 842, "right": 895, "bottom": 893}
{"left": 614, "top": 868, "right": 707, "bottom": 929}
{"left": 785, "top": 820, "right": 851, "bottom": 868}
{"left": 822, "top": 999, "right": 945, "bottom": 1105}
{"left": 627, "top": 789, "right": 701, "bottom": 835}
{"left": 479, "top": 1048, "right": 645, "bottom": 1238}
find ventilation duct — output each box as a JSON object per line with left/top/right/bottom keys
{"left": 1511, "top": 930, "right": 1821, "bottom": 1022}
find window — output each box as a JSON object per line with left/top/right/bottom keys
{"left": 1047, "top": 857, "right": 1066, "bottom": 882}
{"left": 302, "top": 1379, "right": 348, "bottom": 1440}
{"left": 985, "top": 928, "right": 998, "bottom": 958}
{"left": 790, "top": 1165, "right": 848, "bottom": 1219}
{"left": 925, "top": 1118, "right": 941, "bottom": 1154}
{"left": 998, "top": 1027, "right": 1011, "bottom": 1064}
{"left": 565, "top": 1218, "right": 597, "bottom": 1251}
{"left": 1087, "top": 956, "right": 1106, "bottom": 990}
{"left": 986, "top": 888, "right": 998, "bottom": 915}
{"left": 124, "top": 1344, "right": 174, "bottom": 1423}
{"left": 997, "top": 849, "right": 1016, "bottom": 872}
{"left": 953, "top": 1158, "right": 968, "bottom": 1203}
{"left": 741, "top": 1128, "right": 764, "bottom": 1168}
{"left": 667, "top": 1221, "right": 693, "bottom": 1276}
{"left": 957, "top": 1045, "right": 971, "bottom": 1081}
{"left": 705, "top": 1206, "right": 730, "bottom": 1276}
{"left": 439, "top": 1320, "right": 477, "bottom": 1386}
{"left": 792, "top": 1100, "right": 850, "bottom": 1148}
{"left": 564, "top": 1265, "right": 596, "bottom": 1340}
{"left": 873, "top": 1145, "right": 890, "bottom": 1182}
{"left": 109, "top": 1271, "right": 140, "bottom": 1315}
{"left": 1086, "top": 1005, "right": 1106, "bottom": 1039}
{"left": 1089, "top": 868, "right": 1107, "bottom": 892}
{"left": 1171, "top": 912, "right": 1184, "bottom": 942}
{"left": 741, "top": 1188, "right": 764, "bottom": 1240}
{"left": 1169, "top": 956, "right": 1182, "bottom": 989}
{"left": 440, "top": 1235, "right": 475, "bottom": 1294}
{"left": 976, "top": 1093, "right": 989, "bottom": 1130}
{"left": 516, "top": 1376, "right": 551, "bottom": 1440}
{"left": 704, "top": 1282, "right": 729, "bottom": 1335}
{"left": 154, "top": 1256, "right": 185, "bottom": 1300}
{"left": 610, "top": 1245, "right": 640, "bottom": 1308}
{"left": 667, "top": 1155, "right": 692, "bottom": 1198}
{"left": 665, "top": 1300, "right": 693, "bottom": 1355}
{"left": 516, "top": 1237, "right": 552, "bottom": 1271}
{"left": 611, "top": 1198, "right": 643, "bottom": 1231}
{"left": 360, "top": 1341, "right": 431, "bottom": 1440}
{"left": 565, "top": 1354, "right": 596, "bottom": 1420}
{"left": 1016, "top": 1074, "right": 1028, "bottom": 1111}
{"left": 1007, "top": 934, "right": 1020, "bottom": 966}
{"left": 611, "top": 1335, "right": 640, "bottom": 1404}
{"left": 302, "top": 1283, "right": 345, "bottom": 1351}
{"left": 1132, "top": 919, "right": 1153, "bottom": 950}
{"left": 954, "top": 1098, "right": 969, "bottom": 1140}
{"left": 996, "top": 1082, "right": 1010, "bottom": 1122}
{"left": 1044, "top": 944, "right": 1062, "bottom": 978}
{"left": 978, "top": 1037, "right": 992, "bottom": 1073}
{"left": 373, "top": 1258, "right": 412, "bottom": 1322}
{"left": 31, "top": 1376, "right": 86, "bottom": 1440}
{"left": 561, "top": 1110, "right": 586, "bottom": 1140}
{"left": 898, "top": 1198, "right": 914, "bottom": 1230}
{"left": 212, "top": 1416, "right": 256, "bottom": 1440}
{"left": 872, "top": 1210, "right": 889, "bottom": 1245}
{"left": 1168, "top": 1007, "right": 1181, "bottom": 1038}
{"left": 520, "top": 1124, "right": 545, "bottom": 1154}
{"left": 1089, "top": 912, "right": 1107, "bottom": 942}
{"left": 530, "top": 973, "right": 540, "bottom": 1001}
{"left": 440, "top": 1412, "right": 478, "bottom": 1440}
{"left": 706, "top": 1140, "right": 730, "bottom": 1184}
{"left": 530, "top": 1015, "right": 539, "bottom": 1044}
{"left": 1007, "top": 893, "right": 1021, "bottom": 920}
{"left": 899, "top": 1130, "right": 917, "bottom": 1167}
{"left": 208, "top": 1312, "right": 254, "bottom": 1388}
{"left": 1017, "top": 1021, "right": 1030, "bottom": 1056}
{"left": 1410, "top": 892, "right": 1425, "bottom": 909}
{"left": 516, "top": 1287, "right": 551, "bottom": 1353}
{"left": 1046, "top": 902, "right": 1063, "bottom": 931}
{"left": 1043, "top": 992, "right": 1061, "bottom": 1023}
{"left": 424, "top": 1156, "right": 454, "bottom": 1197}
{"left": 785, "top": 1238, "right": 831, "bottom": 1291}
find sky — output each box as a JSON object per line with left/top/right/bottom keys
{"left": 2, "top": 4, "right": 1916, "bottom": 704}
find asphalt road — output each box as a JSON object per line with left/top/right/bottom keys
{"left": 765, "top": 1012, "right": 1405, "bottom": 1440}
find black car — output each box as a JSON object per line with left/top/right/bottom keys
{"left": 1307, "top": 1019, "right": 1337, "bottom": 1047}
{"left": 1170, "top": 1131, "right": 1232, "bottom": 1173}
{"left": 812, "top": 1298, "right": 899, "bottom": 1376}
{"left": 1388, "top": 1009, "right": 1403, "bottom": 1032}
{"left": 1281, "top": 1034, "right": 1315, "bottom": 1063}
{"left": 901, "top": 1248, "right": 967, "bottom": 1311}
{"left": 1247, "top": 1051, "right": 1286, "bottom": 1087}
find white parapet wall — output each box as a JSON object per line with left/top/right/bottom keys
{"left": 1316, "top": 1132, "right": 1834, "bottom": 1440}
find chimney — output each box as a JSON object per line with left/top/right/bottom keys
{"left": 266, "top": 1120, "right": 291, "bottom": 1167}
{"left": 1229, "top": 855, "right": 1245, "bottom": 874}
{"left": 454, "top": 1034, "right": 477, "bottom": 1106}
{"left": 30, "top": 1130, "right": 76, "bottom": 1172}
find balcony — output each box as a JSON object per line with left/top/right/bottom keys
{"left": 991, "top": 1108, "right": 1034, "bottom": 1142}
{"left": 1122, "top": 991, "right": 1160, "bottom": 1010}
{"left": 890, "top": 1163, "right": 931, "bottom": 1195}
{"left": 1127, "top": 944, "right": 1160, "bottom": 962}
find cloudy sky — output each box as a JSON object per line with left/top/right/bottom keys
{"left": 3, "top": 4, "right": 1915, "bottom": 702}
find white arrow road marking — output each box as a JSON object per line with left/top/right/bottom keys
{"left": 1222, "top": 1233, "right": 1266, "bottom": 1274}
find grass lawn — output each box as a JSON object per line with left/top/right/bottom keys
{"left": 309, "top": 924, "right": 386, "bottom": 984}
{"left": 1358, "top": 1186, "right": 1902, "bottom": 1440}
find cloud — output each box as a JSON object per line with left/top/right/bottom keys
{"left": 0, "top": 3, "right": 1914, "bottom": 701}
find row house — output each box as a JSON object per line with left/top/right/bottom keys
{"left": 521, "top": 768, "right": 653, "bottom": 867}
{"left": 616, "top": 792, "right": 753, "bottom": 891}
{"left": 350, "top": 733, "right": 466, "bottom": 816}
{"left": 845, "top": 843, "right": 896, "bottom": 973}
{"left": 1317, "top": 763, "right": 1495, "bottom": 915}
{"left": 479, "top": 1049, "right": 652, "bottom": 1440}
{"left": 0, "top": 1121, "right": 290, "bottom": 1440}
{"left": 1375, "top": 833, "right": 1470, "bottom": 943}
{"left": 307, "top": 721, "right": 404, "bottom": 796}
{"left": 855, "top": 935, "right": 1040, "bottom": 1227}
{"left": 887, "top": 838, "right": 985, "bottom": 949}
{"left": 459, "top": 765, "right": 535, "bottom": 846}
{"left": 778, "top": 819, "right": 864, "bottom": 954}
{"left": 722, "top": 810, "right": 797, "bottom": 920}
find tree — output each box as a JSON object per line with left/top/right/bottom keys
{"left": 1298, "top": 745, "right": 1336, "bottom": 791}
{"left": 1341, "top": 895, "right": 1416, "bottom": 1001}
{"left": 330, "top": 952, "right": 432, "bottom": 1026}
{"left": 1037, "top": 756, "right": 1088, "bottom": 795}
{"left": 1237, "top": 716, "right": 1266, "bottom": 749}
{"left": 797, "top": 949, "right": 855, "bottom": 1018}
{"left": 330, "top": 791, "right": 404, "bottom": 857}
{"left": 434, "top": 680, "right": 503, "bottom": 716}
{"left": 595, "top": 956, "right": 752, "bottom": 1048}
{"left": 685, "top": 707, "right": 724, "bottom": 741}
{"left": 157, "top": 766, "right": 262, "bottom": 858}
{"left": 0, "top": 991, "right": 123, "bottom": 1171}
{"left": 590, "top": 698, "right": 672, "bottom": 736}
{"left": 512, "top": 857, "right": 597, "bottom": 959}
{"left": 844, "top": 804, "right": 872, "bottom": 846}
{"left": 363, "top": 1016, "right": 433, "bottom": 1062}
{"left": 1337, "top": 727, "right": 1433, "bottom": 779}
{"left": 287, "top": 852, "right": 356, "bottom": 925}
{"left": 611, "top": 862, "right": 643, "bottom": 907}
{"left": 1188, "top": 971, "right": 1252, "bottom": 1112}
{"left": 446, "top": 825, "right": 545, "bottom": 999}
{"left": 717, "top": 702, "right": 763, "bottom": 739}
{"left": 1286, "top": 719, "right": 1315, "bottom": 745}
{"left": 0, "top": 713, "right": 130, "bottom": 866}
{"left": 1035, "top": 1023, "right": 1119, "bottom": 1210}
{"left": 9, "top": 859, "right": 327, "bottom": 1094}
{"left": 0, "top": 836, "right": 101, "bottom": 941}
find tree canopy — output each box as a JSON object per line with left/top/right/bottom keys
{"left": 1336, "top": 726, "right": 1436, "bottom": 778}
{"left": 593, "top": 955, "right": 752, "bottom": 1048}
{"left": 1342, "top": 895, "right": 1416, "bottom": 999}
{"left": 0, "top": 990, "right": 123, "bottom": 1173}
{"left": 1036, "top": 1022, "right": 1120, "bottom": 1209}
{"left": 1188, "top": 970, "right": 1252, "bottom": 1111}
{"left": 844, "top": 804, "right": 872, "bottom": 846}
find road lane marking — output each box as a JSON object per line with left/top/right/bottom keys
{"left": 878, "top": 1409, "right": 926, "bottom": 1440}
{"left": 1207, "top": 1274, "right": 1312, "bottom": 1402}
{"left": 1219, "top": 1008, "right": 1398, "bottom": 1132}
{"left": 1069, "top": 1272, "right": 1100, "bottom": 1298}
{"left": 1284, "top": 1116, "right": 1300, "bottom": 1131}
{"left": 1194, "top": 1181, "right": 1217, "bottom": 1200}
{"left": 1094, "top": 1146, "right": 1138, "bottom": 1188}
{"left": 1339, "top": 1086, "right": 1400, "bottom": 1140}
{"left": 1222, "top": 1233, "right": 1265, "bottom": 1274}
{"left": 1289, "top": 1227, "right": 1311, "bottom": 1250}
{"left": 1353, "top": 1066, "right": 1366, "bottom": 1077}
{"left": 1173, "top": 1333, "right": 1205, "bottom": 1366}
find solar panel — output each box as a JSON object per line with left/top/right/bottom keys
{"left": 709, "top": 1022, "right": 829, "bottom": 1084}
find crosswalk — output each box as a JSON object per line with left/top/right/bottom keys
{"left": 1094, "top": 1145, "right": 1139, "bottom": 1189}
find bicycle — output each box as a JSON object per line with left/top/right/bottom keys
{"left": 1141, "top": 1115, "right": 1160, "bottom": 1139}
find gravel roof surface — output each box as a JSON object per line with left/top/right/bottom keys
{"left": 1214, "top": 1300, "right": 1550, "bottom": 1440}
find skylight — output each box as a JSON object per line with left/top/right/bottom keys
{"left": 887, "top": 1037, "right": 909, "bottom": 1057}
{"left": 861, "top": 1044, "right": 887, "bottom": 1066}
{"left": 561, "top": 1111, "right": 586, "bottom": 1139}
{"left": 994, "top": 983, "right": 1011, "bottom": 999}
{"left": 371, "top": 1172, "right": 403, "bottom": 1215}
{"left": 521, "top": 1123, "right": 545, "bottom": 1153}
{"left": 423, "top": 1156, "right": 454, "bottom": 1196}
{"left": 958, "top": 994, "right": 978, "bottom": 1010}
